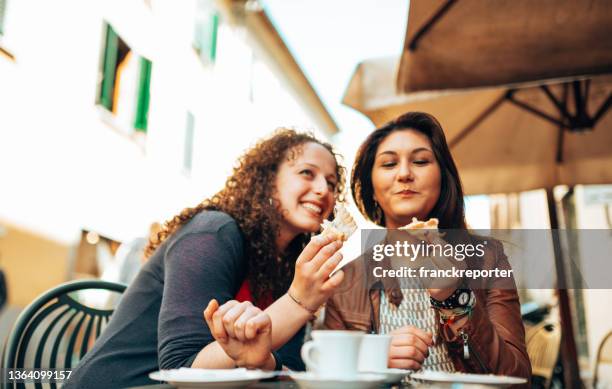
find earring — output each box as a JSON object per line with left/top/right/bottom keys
{"left": 269, "top": 198, "right": 274, "bottom": 206}
{"left": 373, "top": 200, "right": 383, "bottom": 225}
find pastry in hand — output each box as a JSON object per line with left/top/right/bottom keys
{"left": 398, "top": 217, "right": 441, "bottom": 240}
{"left": 320, "top": 204, "right": 357, "bottom": 241}
{"left": 399, "top": 217, "right": 439, "bottom": 230}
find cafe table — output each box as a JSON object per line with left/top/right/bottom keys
{"left": 127, "top": 369, "right": 496, "bottom": 388}
{"left": 127, "top": 380, "right": 425, "bottom": 389}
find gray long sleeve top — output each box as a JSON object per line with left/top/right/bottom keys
{"left": 65, "top": 211, "right": 305, "bottom": 389}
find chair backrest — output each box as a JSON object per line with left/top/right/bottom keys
{"left": 2, "top": 280, "right": 126, "bottom": 389}
{"left": 0, "top": 269, "right": 7, "bottom": 311}
{"left": 594, "top": 330, "right": 612, "bottom": 388}
{"left": 526, "top": 321, "right": 561, "bottom": 387}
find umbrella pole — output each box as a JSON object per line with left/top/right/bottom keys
{"left": 546, "top": 187, "right": 582, "bottom": 388}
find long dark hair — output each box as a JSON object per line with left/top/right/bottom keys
{"left": 351, "top": 112, "right": 466, "bottom": 229}
{"left": 145, "top": 128, "right": 346, "bottom": 302}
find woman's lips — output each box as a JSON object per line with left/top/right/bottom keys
{"left": 396, "top": 189, "right": 418, "bottom": 196}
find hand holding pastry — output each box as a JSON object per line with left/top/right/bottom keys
{"left": 289, "top": 233, "right": 345, "bottom": 314}
{"left": 289, "top": 205, "right": 358, "bottom": 313}
{"left": 398, "top": 217, "right": 464, "bottom": 299}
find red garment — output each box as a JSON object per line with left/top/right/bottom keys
{"left": 235, "top": 280, "right": 272, "bottom": 310}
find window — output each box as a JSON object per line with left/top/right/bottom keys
{"left": 97, "top": 23, "right": 152, "bottom": 133}
{"left": 193, "top": 0, "right": 219, "bottom": 65}
{"left": 0, "top": 0, "right": 6, "bottom": 37}
{"left": 183, "top": 111, "right": 195, "bottom": 174}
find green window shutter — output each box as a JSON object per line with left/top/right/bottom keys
{"left": 134, "top": 57, "right": 152, "bottom": 132}
{"left": 193, "top": 8, "right": 219, "bottom": 64}
{"left": 184, "top": 111, "right": 195, "bottom": 173}
{"left": 0, "top": 0, "right": 6, "bottom": 36}
{"left": 99, "top": 24, "right": 119, "bottom": 110}
{"left": 208, "top": 13, "right": 219, "bottom": 62}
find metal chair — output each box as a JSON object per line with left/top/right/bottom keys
{"left": 0, "top": 269, "right": 7, "bottom": 311}
{"left": 594, "top": 330, "right": 612, "bottom": 389}
{"left": 2, "top": 280, "right": 126, "bottom": 389}
{"left": 526, "top": 321, "right": 561, "bottom": 389}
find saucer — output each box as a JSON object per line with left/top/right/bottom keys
{"left": 360, "top": 368, "right": 412, "bottom": 384}
{"left": 149, "top": 368, "right": 275, "bottom": 388}
{"left": 289, "top": 372, "right": 386, "bottom": 389}
{"left": 411, "top": 371, "right": 527, "bottom": 388}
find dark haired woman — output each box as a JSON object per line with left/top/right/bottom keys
{"left": 325, "top": 112, "right": 530, "bottom": 383}
{"left": 66, "top": 129, "right": 346, "bottom": 388}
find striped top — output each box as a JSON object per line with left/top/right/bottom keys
{"left": 379, "top": 288, "right": 455, "bottom": 372}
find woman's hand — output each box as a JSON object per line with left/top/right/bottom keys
{"left": 385, "top": 229, "right": 461, "bottom": 300}
{"left": 417, "top": 230, "right": 466, "bottom": 301}
{"left": 288, "top": 234, "right": 345, "bottom": 312}
{"left": 387, "top": 325, "right": 433, "bottom": 370}
{"left": 204, "top": 299, "right": 274, "bottom": 369}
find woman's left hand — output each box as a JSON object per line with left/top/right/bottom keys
{"left": 387, "top": 325, "right": 433, "bottom": 370}
{"left": 204, "top": 299, "right": 274, "bottom": 369}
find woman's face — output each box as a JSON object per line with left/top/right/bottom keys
{"left": 274, "top": 142, "right": 338, "bottom": 237}
{"left": 371, "top": 129, "right": 441, "bottom": 229}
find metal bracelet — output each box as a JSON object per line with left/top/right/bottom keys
{"left": 287, "top": 290, "right": 317, "bottom": 315}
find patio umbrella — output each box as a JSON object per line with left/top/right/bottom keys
{"left": 343, "top": 1, "right": 612, "bottom": 386}
{"left": 397, "top": 0, "right": 612, "bottom": 92}
{"left": 344, "top": 62, "right": 612, "bottom": 195}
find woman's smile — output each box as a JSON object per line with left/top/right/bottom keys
{"left": 300, "top": 201, "right": 324, "bottom": 217}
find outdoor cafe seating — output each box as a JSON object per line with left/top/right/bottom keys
{"left": 1, "top": 280, "right": 126, "bottom": 389}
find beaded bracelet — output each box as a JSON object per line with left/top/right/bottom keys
{"left": 434, "top": 290, "right": 476, "bottom": 328}
{"left": 438, "top": 305, "right": 474, "bottom": 327}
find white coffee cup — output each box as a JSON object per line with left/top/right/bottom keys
{"left": 301, "top": 330, "right": 364, "bottom": 378}
{"left": 358, "top": 334, "right": 392, "bottom": 373}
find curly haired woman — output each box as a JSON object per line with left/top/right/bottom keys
{"left": 65, "top": 129, "right": 347, "bottom": 388}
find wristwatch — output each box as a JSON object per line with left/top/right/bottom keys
{"left": 430, "top": 288, "right": 475, "bottom": 309}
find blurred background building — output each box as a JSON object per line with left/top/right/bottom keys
{"left": 0, "top": 0, "right": 338, "bottom": 306}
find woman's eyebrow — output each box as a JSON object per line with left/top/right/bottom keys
{"left": 301, "top": 162, "right": 337, "bottom": 180}
{"left": 411, "top": 147, "right": 433, "bottom": 154}
{"left": 376, "top": 147, "right": 432, "bottom": 158}
{"left": 375, "top": 150, "right": 398, "bottom": 158}
{"left": 300, "top": 162, "right": 320, "bottom": 170}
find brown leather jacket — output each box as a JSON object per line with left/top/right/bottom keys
{"left": 324, "top": 238, "right": 531, "bottom": 388}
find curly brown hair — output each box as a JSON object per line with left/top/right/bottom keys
{"left": 144, "top": 128, "right": 346, "bottom": 302}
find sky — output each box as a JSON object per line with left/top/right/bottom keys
{"left": 262, "top": 0, "right": 409, "bottom": 138}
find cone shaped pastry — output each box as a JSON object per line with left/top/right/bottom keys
{"left": 320, "top": 204, "right": 357, "bottom": 241}
{"left": 398, "top": 217, "right": 439, "bottom": 230}
{"left": 398, "top": 217, "right": 441, "bottom": 240}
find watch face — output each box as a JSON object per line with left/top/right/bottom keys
{"left": 458, "top": 291, "right": 469, "bottom": 305}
